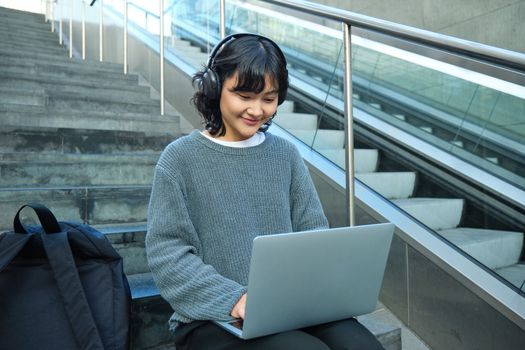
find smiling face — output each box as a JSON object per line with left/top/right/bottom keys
{"left": 218, "top": 72, "right": 279, "bottom": 141}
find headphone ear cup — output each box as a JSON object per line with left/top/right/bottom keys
{"left": 202, "top": 68, "right": 221, "bottom": 101}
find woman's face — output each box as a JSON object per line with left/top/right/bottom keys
{"left": 218, "top": 72, "right": 279, "bottom": 141}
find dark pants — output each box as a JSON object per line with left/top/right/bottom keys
{"left": 174, "top": 318, "right": 385, "bottom": 350}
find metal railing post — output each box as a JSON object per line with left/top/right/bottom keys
{"left": 219, "top": 0, "right": 225, "bottom": 39}
{"left": 160, "top": 0, "right": 165, "bottom": 115}
{"left": 50, "top": 1, "right": 55, "bottom": 32}
{"left": 45, "top": 0, "right": 49, "bottom": 22}
{"left": 124, "top": 0, "right": 128, "bottom": 74}
{"left": 342, "top": 22, "right": 355, "bottom": 227}
{"left": 99, "top": 0, "right": 104, "bottom": 61}
{"left": 59, "top": 2, "right": 63, "bottom": 44}
{"left": 69, "top": 0, "right": 73, "bottom": 58}
{"left": 82, "top": 0, "right": 86, "bottom": 60}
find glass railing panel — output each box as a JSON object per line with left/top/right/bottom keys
{"left": 165, "top": 0, "right": 218, "bottom": 68}
{"left": 127, "top": 1, "right": 160, "bottom": 34}
{"left": 351, "top": 38, "right": 525, "bottom": 189}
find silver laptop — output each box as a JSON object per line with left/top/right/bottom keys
{"left": 214, "top": 223, "right": 395, "bottom": 339}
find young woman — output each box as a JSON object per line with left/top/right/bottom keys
{"left": 146, "top": 33, "right": 384, "bottom": 350}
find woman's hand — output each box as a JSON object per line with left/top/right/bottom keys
{"left": 230, "top": 293, "right": 247, "bottom": 319}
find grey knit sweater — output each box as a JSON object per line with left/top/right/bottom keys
{"left": 145, "top": 130, "right": 328, "bottom": 330}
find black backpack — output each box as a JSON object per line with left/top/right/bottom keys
{"left": 0, "top": 203, "right": 131, "bottom": 350}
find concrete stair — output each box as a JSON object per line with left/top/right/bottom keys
{"left": 0, "top": 104, "right": 177, "bottom": 133}
{"left": 0, "top": 186, "right": 151, "bottom": 230}
{"left": 439, "top": 228, "right": 524, "bottom": 270}
{"left": 0, "top": 152, "right": 159, "bottom": 187}
{"left": 0, "top": 7, "right": 181, "bottom": 349}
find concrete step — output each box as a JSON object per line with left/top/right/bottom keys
{"left": 277, "top": 100, "right": 295, "bottom": 113}
{"left": 0, "top": 17, "right": 49, "bottom": 30}
{"left": 0, "top": 84, "right": 158, "bottom": 107}
{"left": 357, "top": 172, "right": 416, "bottom": 199}
{"left": 99, "top": 223, "right": 149, "bottom": 276}
{"left": 439, "top": 227, "right": 524, "bottom": 270}
{"left": 0, "top": 18, "right": 49, "bottom": 31}
{"left": 0, "top": 47, "right": 124, "bottom": 72}
{"left": 0, "top": 89, "right": 160, "bottom": 114}
{"left": 47, "top": 87, "right": 158, "bottom": 106}
{"left": 0, "top": 24, "right": 56, "bottom": 37}
{"left": 0, "top": 88, "right": 160, "bottom": 114}
{"left": 450, "top": 140, "right": 464, "bottom": 148}
{"left": 0, "top": 126, "right": 175, "bottom": 154}
{"left": 495, "top": 263, "right": 525, "bottom": 289}
{"left": 46, "top": 92, "right": 160, "bottom": 114}
{"left": 0, "top": 29, "right": 59, "bottom": 44}
{"left": 0, "top": 63, "right": 139, "bottom": 84}
{"left": 170, "top": 44, "right": 203, "bottom": 54}
{"left": 0, "top": 152, "right": 159, "bottom": 187}
{"left": 0, "top": 41, "right": 67, "bottom": 56}
{"left": 289, "top": 129, "right": 345, "bottom": 149}
{"left": 0, "top": 78, "right": 152, "bottom": 101}
{"left": 0, "top": 104, "right": 180, "bottom": 134}
{"left": 0, "top": 16, "right": 51, "bottom": 32}
{"left": 0, "top": 68, "right": 146, "bottom": 93}
{"left": 168, "top": 37, "right": 193, "bottom": 47}
{"left": 176, "top": 52, "right": 209, "bottom": 67}
{"left": 317, "top": 148, "right": 379, "bottom": 172}
{"left": 0, "top": 185, "right": 151, "bottom": 231}
{"left": 0, "top": 88, "right": 45, "bottom": 106}
{"left": 0, "top": 54, "right": 126, "bottom": 75}
{"left": 0, "top": 54, "right": 128, "bottom": 76}
{"left": 0, "top": 6, "right": 47, "bottom": 23}
{"left": 274, "top": 112, "right": 319, "bottom": 130}
{"left": 126, "top": 272, "right": 175, "bottom": 349}
{"left": 393, "top": 197, "right": 464, "bottom": 231}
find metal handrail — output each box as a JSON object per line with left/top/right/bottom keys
{"left": 263, "top": 0, "right": 525, "bottom": 70}
{"left": 127, "top": 0, "right": 180, "bottom": 21}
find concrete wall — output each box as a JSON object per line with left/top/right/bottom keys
{"left": 313, "top": 0, "right": 525, "bottom": 53}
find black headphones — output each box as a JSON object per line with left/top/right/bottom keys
{"left": 200, "top": 33, "right": 287, "bottom": 103}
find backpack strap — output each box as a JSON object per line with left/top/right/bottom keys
{"left": 14, "top": 203, "right": 106, "bottom": 350}
{"left": 13, "top": 202, "right": 61, "bottom": 234}
{"left": 0, "top": 233, "right": 32, "bottom": 272}
{"left": 0, "top": 202, "right": 56, "bottom": 272}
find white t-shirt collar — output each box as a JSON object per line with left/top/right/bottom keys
{"left": 200, "top": 131, "right": 266, "bottom": 148}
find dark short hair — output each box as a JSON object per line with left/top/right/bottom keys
{"left": 192, "top": 35, "right": 289, "bottom": 136}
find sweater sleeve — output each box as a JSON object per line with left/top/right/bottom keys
{"left": 145, "top": 166, "right": 246, "bottom": 323}
{"left": 289, "top": 148, "right": 330, "bottom": 231}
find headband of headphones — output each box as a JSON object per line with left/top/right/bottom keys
{"left": 200, "top": 33, "right": 287, "bottom": 104}
{"left": 206, "top": 33, "right": 287, "bottom": 70}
